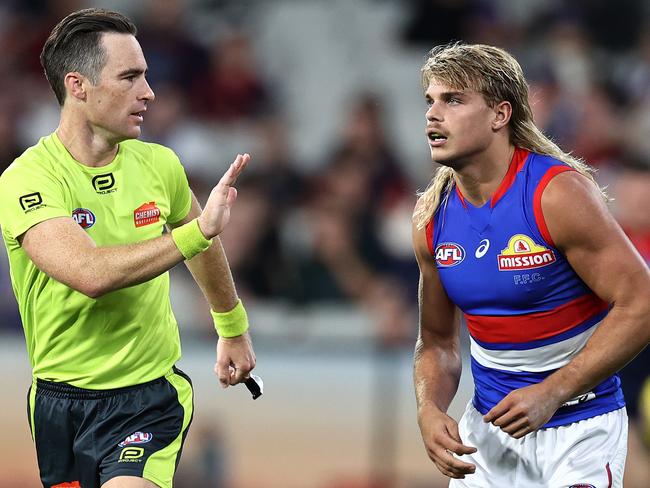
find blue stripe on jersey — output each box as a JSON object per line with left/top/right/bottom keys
{"left": 471, "top": 357, "right": 626, "bottom": 427}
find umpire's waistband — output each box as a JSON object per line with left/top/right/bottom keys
{"left": 35, "top": 375, "right": 168, "bottom": 400}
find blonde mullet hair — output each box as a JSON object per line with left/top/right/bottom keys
{"left": 414, "top": 42, "right": 606, "bottom": 230}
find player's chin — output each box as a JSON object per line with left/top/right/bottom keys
{"left": 122, "top": 125, "right": 142, "bottom": 140}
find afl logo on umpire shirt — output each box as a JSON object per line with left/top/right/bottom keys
{"left": 72, "top": 208, "right": 96, "bottom": 229}
{"left": 435, "top": 243, "right": 465, "bottom": 267}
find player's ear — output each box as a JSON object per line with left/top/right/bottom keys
{"left": 492, "top": 101, "right": 512, "bottom": 131}
{"left": 64, "top": 72, "right": 87, "bottom": 102}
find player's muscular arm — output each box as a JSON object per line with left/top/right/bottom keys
{"left": 413, "top": 226, "right": 461, "bottom": 415}
{"left": 412, "top": 210, "right": 477, "bottom": 479}
{"left": 539, "top": 171, "right": 650, "bottom": 401}
{"left": 485, "top": 171, "right": 650, "bottom": 437}
{"left": 20, "top": 154, "right": 249, "bottom": 299}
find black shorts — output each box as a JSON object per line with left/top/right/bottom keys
{"left": 28, "top": 367, "right": 194, "bottom": 488}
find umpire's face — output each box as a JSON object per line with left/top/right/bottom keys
{"left": 84, "top": 32, "right": 155, "bottom": 144}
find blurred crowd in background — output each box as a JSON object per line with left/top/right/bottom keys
{"left": 0, "top": 0, "right": 649, "bottom": 486}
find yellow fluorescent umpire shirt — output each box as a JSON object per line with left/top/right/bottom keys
{"left": 0, "top": 132, "right": 192, "bottom": 389}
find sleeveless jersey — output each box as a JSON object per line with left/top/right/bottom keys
{"left": 427, "top": 148, "right": 625, "bottom": 427}
{"left": 0, "top": 132, "right": 192, "bottom": 389}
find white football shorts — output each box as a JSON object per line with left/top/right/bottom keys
{"left": 449, "top": 401, "right": 628, "bottom": 488}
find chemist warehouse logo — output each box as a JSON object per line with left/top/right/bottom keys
{"left": 134, "top": 201, "right": 161, "bottom": 228}
{"left": 497, "top": 234, "right": 556, "bottom": 271}
{"left": 435, "top": 242, "right": 465, "bottom": 268}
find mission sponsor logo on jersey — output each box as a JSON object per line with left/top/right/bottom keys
{"left": 435, "top": 242, "right": 465, "bottom": 267}
{"left": 497, "top": 234, "right": 556, "bottom": 271}
{"left": 134, "top": 201, "right": 161, "bottom": 228}
{"left": 118, "top": 431, "right": 153, "bottom": 448}
{"left": 72, "top": 208, "right": 96, "bottom": 229}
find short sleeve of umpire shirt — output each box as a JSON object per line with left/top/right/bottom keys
{"left": 0, "top": 163, "right": 69, "bottom": 242}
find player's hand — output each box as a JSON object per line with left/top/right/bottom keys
{"left": 418, "top": 406, "right": 477, "bottom": 479}
{"left": 483, "top": 383, "right": 563, "bottom": 438}
{"left": 198, "top": 153, "right": 251, "bottom": 239}
{"left": 215, "top": 331, "right": 256, "bottom": 388}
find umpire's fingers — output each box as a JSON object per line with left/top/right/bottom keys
{"left": 230, "top": 359, "right": 254, "bottom": 385}
{"left": 215, "top": 358, "right": 232, "bottom": 388}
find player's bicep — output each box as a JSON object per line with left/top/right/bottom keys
{"left": 542, "top": 171, "right": 649, "bottom": 305}
{"left": 21, "top": 217, "right": 98, "bottom": 288}
{"left": 413, "top": 218, "right": 458, "bottom": 342}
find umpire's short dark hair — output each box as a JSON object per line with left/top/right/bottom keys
{"left": 40, "top": 8, "right": 137, "bottom": 106}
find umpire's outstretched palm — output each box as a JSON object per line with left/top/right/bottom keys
{"left": 198, "top": 153, "right": 250, "bottom": 238}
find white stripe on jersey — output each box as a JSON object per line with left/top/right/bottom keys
{"left": 469, "top": 322, "right": 600, "bottom": 372}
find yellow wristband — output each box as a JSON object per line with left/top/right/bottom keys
{"left": 211, "top": 299, "right": 249, "bottom": 338}
{"left": 171, "top": 219, "right": 212, "bottom": 260}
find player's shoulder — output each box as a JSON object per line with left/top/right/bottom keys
{"left": 524, "top": 151, "right": 569, "bottom": 174}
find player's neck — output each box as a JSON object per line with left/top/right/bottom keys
{"left": 453, "top": 142, "right": 515, "bottom": 207}
{"left": 57, "top": 114, "right": 119, "bottom": 168}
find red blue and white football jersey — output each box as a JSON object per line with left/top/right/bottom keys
{"left": 427, "top": 148, "right": 625, "bottom": 427}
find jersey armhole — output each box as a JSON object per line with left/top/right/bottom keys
{"left": 533, "top": 166, "right": 575, "bottom": 247}
{"left": 425, "top": 217, "right": 435, "bottom": 256}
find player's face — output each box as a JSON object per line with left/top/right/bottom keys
{"left": 84, "top": 33, "right": 155, "bottom": 143}
{"left": 424, "top": 79, "right": 497, "bottom": 168}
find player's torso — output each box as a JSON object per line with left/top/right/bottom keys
{"left": 432, "top": 151, "right": 589, "bottom": 316}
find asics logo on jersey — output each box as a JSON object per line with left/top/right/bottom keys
{"left": 72, "top": 208, "right": 96, "bottom": 229}
{"left": 435, "top": 243, "right": 465, "bottom": 267}
{"left": 568, "top": 484, "right": 596, "bottom": 488}
{"left": 497, "top": 234, "right": 556, "bottom": 271}
{"left": 92, "top": 173, "right": 116, "bottom": 194}
{"left": 475, "top": 239, "right": 490, "bottom": 258}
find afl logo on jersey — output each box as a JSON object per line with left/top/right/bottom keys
{"left": 72, "top": 208, "right": 95, "bottom": 229}
{"left": 497, "top": 234, "right": 555, "bottom": 271}
{"left": 435, "top": 243, "right": 465, "bottom": 267}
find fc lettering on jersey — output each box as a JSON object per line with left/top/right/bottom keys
{"left": 134, "top": 202, "right": 161, "bottom": 228}
{"left": 497, "top": 234, "right": 556, "bottom": 271}
{"left": 435, "top": 243, "right": 465, "bottom": 267}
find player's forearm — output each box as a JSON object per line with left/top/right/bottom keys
{"left": 183, "top": 236, "right": 239, "bottom": 312}
{"left": 414, "top": 335, "right": 462, "bottom": 415}
{"left": 542, "top": 300, "right": 650, "bottom": 404}
{"left": 77, "top": 233, "right": 185, "bottom": 297}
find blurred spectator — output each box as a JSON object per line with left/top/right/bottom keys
{"left": 136, "top": 0, "right": 210, "bottom": 88}
{"left": 190, "top": 31, "right": 272, "bottom": 122}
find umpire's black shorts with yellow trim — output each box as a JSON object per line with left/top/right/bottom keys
{"left": 27, "top": 367, "right": 194, "bottom": 488}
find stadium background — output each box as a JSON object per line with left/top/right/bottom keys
{"left": 0, "top": 0, "right": 649, "bottom": 486}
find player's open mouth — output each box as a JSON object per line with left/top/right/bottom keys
{"left": 131, "top": 112, "right": 144, "bottom": 122}
{"left": 428, "top": 131, "right": 447, "bottom": 146}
